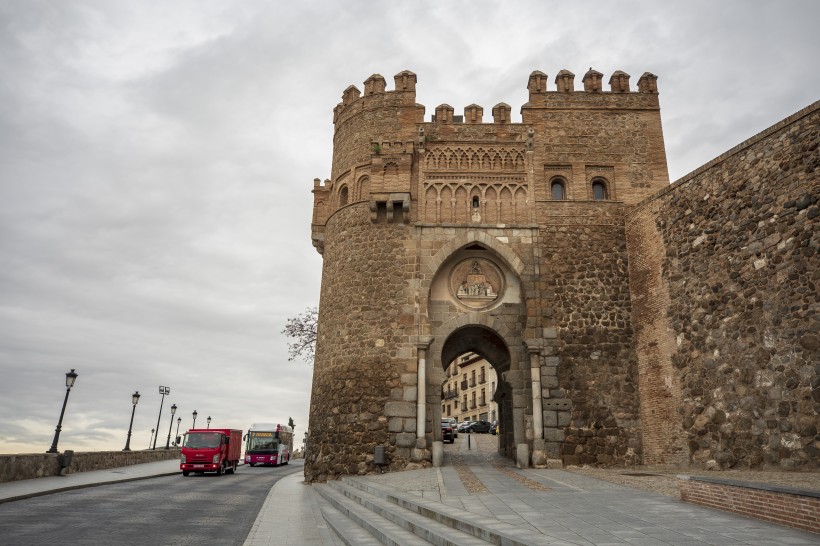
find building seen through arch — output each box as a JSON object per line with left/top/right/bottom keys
{"left": 441, "top": 352, "right": 498, "bottom": 425}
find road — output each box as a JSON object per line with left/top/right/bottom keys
{"left": 0, "top": 460, "right": 303, "bottom": 546}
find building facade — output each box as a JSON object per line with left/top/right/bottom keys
{"left": 304, "top": 68, "right": 818, "bottom": 482}
{"left": 442, "top": 352, "right": 498, "bottom": 424}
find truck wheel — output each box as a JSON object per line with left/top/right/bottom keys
{"left": 228, "top": 462, "right": 237, "bottom": 474}
{"left": 249, "top": 463, "right": 255, "bottom": 467}
{"left": 216, "top": 463, "right": 223, "bottom": 476}
{"left": 182, "top": 471, "right": 190, "bottom": 477}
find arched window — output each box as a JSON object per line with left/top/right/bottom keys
{"left": 471, "top": 196, "right": 480, "bottom": 209}
{"left": 339, "top": 186, "right": 349, "bottom": 206}
{"left": 592, "top": 179, "right": 608, "bottom": 200}
{"left": 550, "top": 178, "right": 566, "bottom": 200}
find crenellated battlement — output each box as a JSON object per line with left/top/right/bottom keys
{"left": 333, "top": 68, "right": 660, "bottom": 128}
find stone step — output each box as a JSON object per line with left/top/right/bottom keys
{"left": 314, "top": 481, "right": 435, "bottom": 545}
{"left": 326, "top": 479, "right": 489, "bottom": 546}
{"left": 312, "top": 493, "right": 382, "bottom": 546}
{"left": 342, "top": 477, "right": 575, "bottom": 546}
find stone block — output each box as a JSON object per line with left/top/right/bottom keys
{"left": 388, "top": 417, "right": 403, "bottom": 432}
{"left": 544, "top": 428, "right": 565, "bottom": 442}
{"left": 542, "top": 398, "right": 572, "bottom": 410}
{"left": 516, "top": 443, "right": 529, "bottom": 469}
{"left": 396, "top": 433, "right": 416, "bottom": 447}
{"left": 384, "top": 401, "right": 416, "bottom": 417}
{"left": 402, "top": 386, "right": 417, "bottom": 402}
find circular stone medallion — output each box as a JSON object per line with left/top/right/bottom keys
{"left": 448, "top": 258, "right": 505, "bottom": 310}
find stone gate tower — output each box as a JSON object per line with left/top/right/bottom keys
{"left": 305, "top": 68, "right": 671, "bottom": 482}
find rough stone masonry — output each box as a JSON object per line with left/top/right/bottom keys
{"left": 304, "top": 68, "right": 818, "bottom": 482}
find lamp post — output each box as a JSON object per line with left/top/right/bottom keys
{"left": 174, "top": 417, "right": 181, "bottom": 446}
{"left": 149, "top": 428, "right": 155, "bottom": 449}
{"left": 207, "top": 416, "right": 211, "bottom": 429}
{"left": 152, "top": 386, "right": 170, "bottom": 449}
{"left": 123, "top": 391, "right": 141, "bottom": 451}
{"left": 192, "top": 410, "right": 198, "bottom": 429}
{"left": 47, "top": 369, "right": 79, "bottom": 454}
{"left": 165, "top": 404, "right": 177, "bottom": 449}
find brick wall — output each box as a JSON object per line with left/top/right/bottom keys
{"left": 679, "top": 476, "right": 820, "bottom": 534}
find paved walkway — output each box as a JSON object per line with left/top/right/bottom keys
{"left": 351, "top": 436, "right": 819, "bottom": 544}
{"left": 0, "top": 458, "right": 180, "bottom": 503}
{"left": 1, "top": 441, "right": 817, "bottom": 545}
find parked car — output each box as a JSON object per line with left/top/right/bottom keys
{"left": 443, "top": 417, "right": 458, "bottom": 438}
{"left": 457, "top": 421, "right": 472, "bottom": 433}
{"left": 441, "top": 420, "right": 455, "bottom": 443}
{"left": 466, "top": 420, "right": 493, "bottom": 433}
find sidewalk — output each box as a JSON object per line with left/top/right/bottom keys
{"left": 243, "top": 468, "right": 339, "bottom": 546}
{"left": 0, "top": 458, "right": 181, "bottom": 504}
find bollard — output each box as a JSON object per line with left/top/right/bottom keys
{"left": 374, "top": 445, "right": 386, "bottom": 473}
{"left": 58, "top": 450, "right": 74, "bottom": 476}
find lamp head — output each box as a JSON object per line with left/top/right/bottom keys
{"left": 65, "top": 369, "right": 78, "bottom": 388}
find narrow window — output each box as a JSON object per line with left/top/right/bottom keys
{"left": 471, "top": 196, "right": 480, "bottom": 208}
{"left": 551, "top": 179, "right": 565, "bottom": 200}
{"left": 339, "top": 186, "right": 349, "bottom": 206}
{"left": 592, "top": 179, "right": 608, "bottom": 200}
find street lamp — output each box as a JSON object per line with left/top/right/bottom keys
{"left": 152, "top": 386, "right": 170, "bottom": 449}
{"left": 207, "top": 416, "right": 211, "bottom": 429}
{"left": 149, "top": 428, "right": 155, "bottom": 449}
{"left": 47, "top": 369, "right": 79, "bottom": 454}
{"left": 165, "top": 404, "right": 177, "bottom": 449}
{"left": 174, "top": 417, "right": 181, "bottom": 446}
{"left": 192, "top": 410, "right": 198, "bottom": 429}
{"left": 123, "top": 391, "right": 141, "bottom": 451}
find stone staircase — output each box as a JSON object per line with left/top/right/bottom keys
{"left": 313, "top": 476, "right": 570, "bottom": 546}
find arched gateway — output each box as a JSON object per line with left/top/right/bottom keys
{"left": 304, "top": 68, "right": 670, "bottom": 482}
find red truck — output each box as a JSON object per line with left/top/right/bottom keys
{"left": 180, "top": 428, "right": 242, "bottom": 476}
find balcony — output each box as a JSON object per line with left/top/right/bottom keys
{"left": 460, "top": 380, "right": 468, "bottom": 390}
{"left": 479, "top": 397, "right": 486, "bottom": 406}
{"left": 479, "top": 376, "right": 486, "bottom": 384}
{"left": 442, "top": 390, "right": 458, "bottom": 400}
{"left": 460, "top": 403, "right": 467, "bottom": 411}
{"left": 469, "top": 380, "right": 476, "bottom": 388}
{"left": 469, "top": 402, "right": 477, "bottom": 409}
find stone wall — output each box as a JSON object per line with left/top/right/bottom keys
{"left": 538, "top": 202, "right": 643, "bottom": 465}
{"left": 626, "top": 101, "right": 819, "bottom": 469}
{"left": 0, "top": 449, "right": 181, "bottom": 483}
{"left": 306, "top": 202, "right": 423, "bottom": 482}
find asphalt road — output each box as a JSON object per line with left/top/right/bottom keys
{"left": 0, "top": 461, "right": 302, "bottom": 546}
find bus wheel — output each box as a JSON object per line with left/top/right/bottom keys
{"left": 182, "top": 471, "right": 190, "bottom": 477}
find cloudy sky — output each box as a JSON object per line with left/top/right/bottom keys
{"left": 1, "top": 1, "right": 818, "bottom": 454}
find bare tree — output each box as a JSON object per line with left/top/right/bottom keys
{"left": 282, "top": 307, "right": 317, "bottom": 364}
